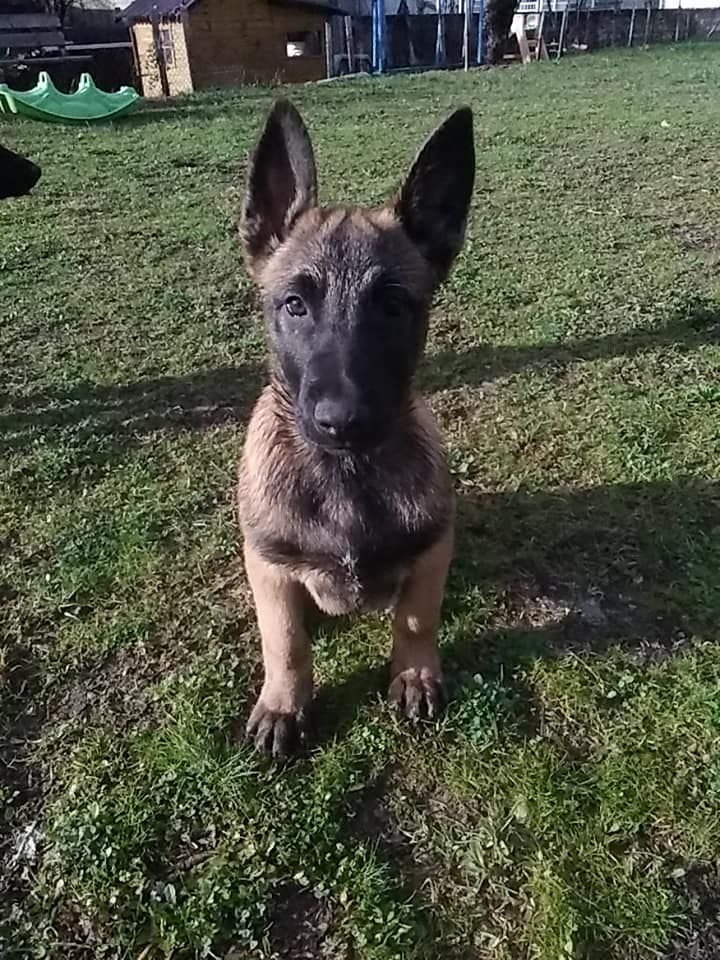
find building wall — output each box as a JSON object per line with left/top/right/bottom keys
{"left": 132, "top": 22, "right": 162, "bottom": 98}
{"left": 164, "top": 19, "right": 194, "bottom": 94}
{"left": 132, "top": 19, "right": 193, "bottom": 98}
{"left": 185, "top": 0, "right": 328, "bottom": 88}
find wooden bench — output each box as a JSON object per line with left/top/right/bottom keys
{"left": 0, "top": 13, "right": 93, "bottom": 69}
{"left": 0, "top": 13, "right": 66, "bottom": 53}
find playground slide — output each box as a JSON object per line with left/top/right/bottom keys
{"left": 0, "top": 72, "right": 139, "bottom": 123}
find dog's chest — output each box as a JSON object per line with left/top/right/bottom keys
{"left": 307, "top": 545, "right": 406, "bottom": 616}
{"left": 255, "top": 476, "right": 444, "bottom": 616}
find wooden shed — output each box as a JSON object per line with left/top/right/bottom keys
{"left": 124, "top": 0, "right": 345, "bottom": 98}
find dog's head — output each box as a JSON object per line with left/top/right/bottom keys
{"left": 0, "top": 143, "right": 41, "bottom": 200}
{"left": 242, "top": 100, "right": 474, "bottom": 454}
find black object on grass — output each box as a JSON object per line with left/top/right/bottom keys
{"left": 0, "top": 143, "right": 41, "bottom": 199}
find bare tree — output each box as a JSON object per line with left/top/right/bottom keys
{"left": 43, "top": 0, "right": 76, "bottom": 27}
{"left": 485, "top": 0, "right": 518, "bottom": 63}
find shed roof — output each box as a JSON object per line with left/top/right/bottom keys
{"left": 124, "top": 0, "right": 347, "bottom": 21}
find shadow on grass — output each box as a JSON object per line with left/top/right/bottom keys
{"left": 2, "top": 302, "right": 717, "bottom": 466}
{"left": 120, "top": 88, "right": 274, "bottom": 128}
{"left": 0, "top": 642, "right": 45, "bottom": 909}
{"left": 314, "top": 479, "right": 720, "bottom": 959}
{"left": 295, "top": 476, "right": 720, "bottom": 761}
{"left": 421, "top": 301, "right": 720, "bottom": 392}
{"left": 0, "top": 361, "right": 266, "bottom": 479}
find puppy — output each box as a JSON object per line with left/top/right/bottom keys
{"left": 238, "top": 100, "right": 475, "bottom": 757}
{"left": 0, "top": 143, "right": 41, "bottom": 199}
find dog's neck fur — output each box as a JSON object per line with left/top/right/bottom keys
{"left": 238, "top": 380, "right": 452, "bottom": 588}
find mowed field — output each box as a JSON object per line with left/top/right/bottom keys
{"left": 2, "top": 44, "right": 720, "bottom": 960}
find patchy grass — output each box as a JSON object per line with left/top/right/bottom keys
{"left": 2, "top": 43, "right": 720, "bottom": 960}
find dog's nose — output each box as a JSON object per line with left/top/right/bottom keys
{"left": 313, "top": 398, "right": 367, "bottom": 443}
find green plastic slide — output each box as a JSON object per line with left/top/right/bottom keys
{"left": 0, "top": 71, "right": 140, "bottom": 123}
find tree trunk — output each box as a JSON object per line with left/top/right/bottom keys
{"left": 485, "top": 0, "right": 518, "bottom": 64}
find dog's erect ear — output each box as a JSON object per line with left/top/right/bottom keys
{"left": 395, "top": 107, "right": 475, "bottom": 282}
{"left": 241, "top": 99, "right": 317, "bottom": 274}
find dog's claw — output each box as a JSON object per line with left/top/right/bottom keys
{"left": 388, "top": 667, "right": 444, "bottom": 722}
{"left": 245, "top": 700, "right": 309, "bottom": 759}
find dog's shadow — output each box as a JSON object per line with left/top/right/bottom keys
{"left": 308, "top": 476, "right": 719, "bottom": 749}
{"left": 4, "top": 304, "right": 717, "bottom": 745}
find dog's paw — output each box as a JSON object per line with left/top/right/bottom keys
{"left": 388, "top": 667, "right": 444, "bottom": 722}
{"left": 245, "top": 698, "right": 310, "bottom": 759}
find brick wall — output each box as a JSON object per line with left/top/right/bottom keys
{"left": 185, "top": 0, "right": 328, "bottom": 88}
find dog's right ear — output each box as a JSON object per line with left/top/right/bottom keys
{"left": 241, "top": 99, "right": 317, "bottom": 276}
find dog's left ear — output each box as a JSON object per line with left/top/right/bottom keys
{"left": 395, "top": 107, "right": 475, "bottom": 282}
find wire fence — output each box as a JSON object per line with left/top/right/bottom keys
{"left": 328, "top": 5, "right": 720, "bottom": 74}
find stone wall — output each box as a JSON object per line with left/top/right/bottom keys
{"left": 131, "top": 19, "right": 193, "bottom": 98}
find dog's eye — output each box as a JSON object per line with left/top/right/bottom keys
{"left": 285, "top": 296, "right": 307, "bottom": 318}
{"left": 374, "top": 284, "right": 411, "bottom": 316}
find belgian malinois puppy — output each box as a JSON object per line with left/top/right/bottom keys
{"left": 238, "top": 100, "right": 475, "bottom": 757}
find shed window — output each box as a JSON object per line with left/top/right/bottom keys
{"left": 286, "top": 30, "right": 321, "bottom": 58}
{"left": 159, "top": 26, "right": 175, "bottom": 67}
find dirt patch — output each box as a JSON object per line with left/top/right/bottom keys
{"left": 348, "top": 769, "right": 478, "bottom": 904}
{"left": 49, "top": 575, "right": 252, "bottom": 736}
{"left": 500, "top": 577, "right": 689, "bottom": 660}
{"left": 665, "top": 864, "right": 720, "bottom": 960}
{"left": 501, "top": 579, "right": 618, "bottom": 646}
{"left": 348, "top": 770, "right": 534, "bottom": 959}
{"left": 674, "top": 224, "right": 720, "bottom": 256}
{"left": 349, "top": 769, "right": 406, "bottom": 842}
{"left": 48, "top": 643, "right": 168, "bottom": 733}
{"left": 0, "top": 643, "right": 46, "bottom": 911}
{"left": 266, "top": 883, "right": 339, "bottom": 960}
{"left": 503, "top": 581, "right": 574, "bottom": 630}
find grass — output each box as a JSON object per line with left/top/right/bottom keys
{"left": 2, "top": 42, "right": 720, "bottom": 960}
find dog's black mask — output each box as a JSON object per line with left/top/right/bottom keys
{"left": 242, "top": 101, "right": 475, "bottom": 454}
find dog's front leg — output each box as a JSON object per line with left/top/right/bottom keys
{"left": 389, "top": 525, "right": 453, "bottom": 721}
{"left": 244, "top": 541, "right": 312, "bottom": 758}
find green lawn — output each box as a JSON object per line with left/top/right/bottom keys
{"left": 2, "top": 43, "right": 720, "bottom": 960}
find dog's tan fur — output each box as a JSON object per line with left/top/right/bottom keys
{"left": 237, "top": 101, "right": 474, "bottom": 756}
{"left": 239, "top": 382, "right": 451, "bottom": 617}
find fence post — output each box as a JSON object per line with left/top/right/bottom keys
{"left": 627, "top": 5, "right": 636, "bottom": 46}
{"left": 435, "top": 0, "right": 446, "bottom": 66}
{"left": 372, "top": 0, "right": 386, "bottom": 74}
{"left": 344, "top": 15, "right": 355, "bottom": 73}
{"left": 557, "top": 2, "right": 570, "bottom": 59}
{"left": 476, "top": 0, "right": 484, "bottom": 63}
{"left": 150, "top": 4, "right": 170, "bottom": 97}
{"left": 643, "top": 0, "right": 652, "bottom": 47}
{"left": 463, "top": 0, "right": 471, "bottom": 69}
{"left": 324, "top": 19, "right": 333, "bottom": 77}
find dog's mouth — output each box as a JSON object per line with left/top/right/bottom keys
{"left": 297, "top": 415, "right": 389, "bottom": 456}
